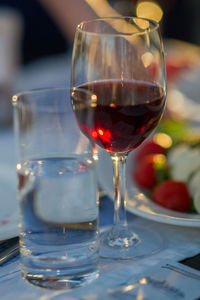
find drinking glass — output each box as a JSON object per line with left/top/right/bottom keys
{"left": 71, "top": 17, "right": 167, "bottom": 259}
{"left": 12, "top": 88, "right": 99, "bottom": 289}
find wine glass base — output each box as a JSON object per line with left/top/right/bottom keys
{"left": 22, "top": 270, "right": 99, "bottom": 290}
{"left": 100, "top": 224, "right": 164, "bottom": 260}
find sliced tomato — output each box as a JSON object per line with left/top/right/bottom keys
{"left": 151, "top": 180, "right": 190, "bottom": 212}
{"left": 166, "top": 61, "right": 189, "bottom": 83}
{"left": 133, "top": 155, "right": 157, "bottom": 189}
{"left": 135, "top": 140, "right": 165, "bottom": 162}
{"left": 133, "top": 153, "right": 167, "bottom": 190}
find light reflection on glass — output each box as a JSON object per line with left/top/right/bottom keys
{"left": 141, "top": 52, "right": 154, "bottom": 68}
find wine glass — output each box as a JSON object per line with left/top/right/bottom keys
{"left": 71, "top": 17, "right": 167, "bottom": 259}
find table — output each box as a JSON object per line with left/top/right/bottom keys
{"left": 0, "top": 52, "right": 200, "bottom": 299}
{"left": 0, "top": 194, "right": 199, "bottom": 299}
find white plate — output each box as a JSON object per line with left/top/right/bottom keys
{"left": 97, "top": 150, "right": 200, "bottom": 227}
{"left": 0, "top": 164, "right": 18, "bottom": 241}
{"left": 0, "top": 130, "right": 18, "bottom": 241}
{"left": 166, "top": 40, "right": 200, "bottom": 124}
{"left": 167, "top": 68, "right": 200, "bottom": 123}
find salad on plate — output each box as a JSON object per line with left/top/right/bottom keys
{"left": 132, "top": 119, "right": 200, "bottom": 214}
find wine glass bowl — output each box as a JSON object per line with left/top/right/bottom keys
{"left": 71, "top": 17, "right": 166, "bottom": 259}
{"left": 71, "top": 81, "right": 165, "bottom": 154}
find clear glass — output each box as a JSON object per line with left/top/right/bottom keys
{"left": 71, "top": 17, "right": 167, "bottom": 259}
{"left": 12, "top": 88, "right": 99, "bottom": 289}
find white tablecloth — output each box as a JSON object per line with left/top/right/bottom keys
{"left": 0, "top": 216, "right": 199, "bottom": 299}
{"left": 0, "top": 53, "right": 199, "bottom": 299}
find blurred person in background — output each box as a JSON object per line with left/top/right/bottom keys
{"left": 0, "top": 0, "right": 96, "bottom": 65}
{"left": 0, "top": 0, "right": 199, "bottom": 127}
{"left": 0, "top": 0, "right": 97, "bottom": 126}
{"left": 0, "top": 0, "right": 200, "bottom": 66}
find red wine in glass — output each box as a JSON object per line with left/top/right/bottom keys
{"left": 73, "top": 80, "right": 165, "bottom": 154}
{"left": 71, "top": 17, "right": 166, "bottom": 260}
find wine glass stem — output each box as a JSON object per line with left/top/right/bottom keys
{"left": 105, "top": 154, "right": 139, "bottom": 248}
{"left": 111, "top": 154, "right": 128, "bottom": 227}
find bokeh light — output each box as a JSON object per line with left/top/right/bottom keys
{"left": 136, "top": 1, "right": 163, "bottom": 23}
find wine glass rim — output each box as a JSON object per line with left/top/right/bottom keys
{"left": 77, "top": 16, "right": 159, "bottom": 36}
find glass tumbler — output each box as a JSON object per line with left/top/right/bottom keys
{"left": 12, "top": 88, "right": 99, "bottom": 289}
